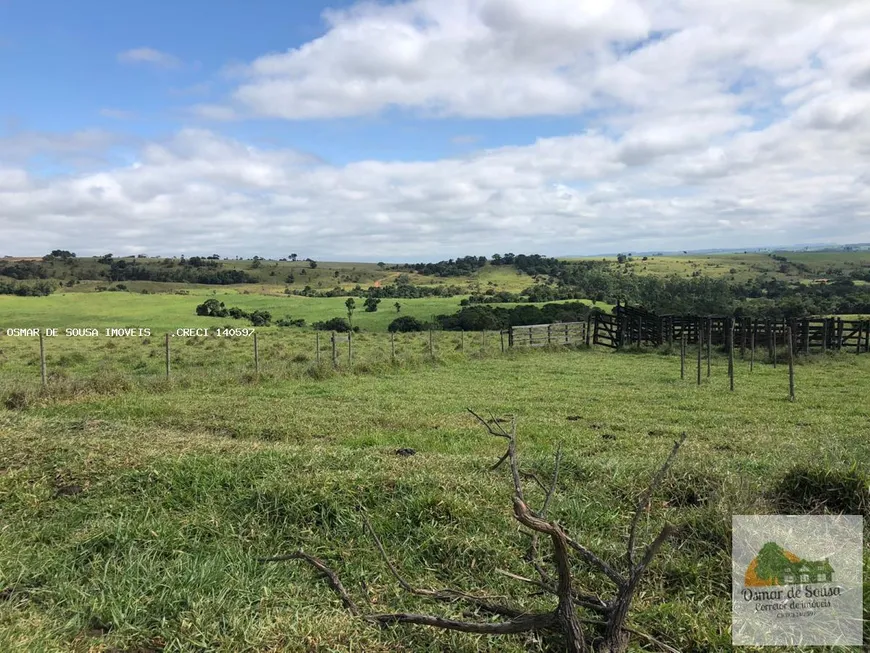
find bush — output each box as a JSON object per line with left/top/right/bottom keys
{"left": 196, "top": 299, "right": 228, "bottom": 317}
{"left": 388, "top": 316, "right": 427, "bottom": 332}
{"left": 312, "top": 317, "right": 352, "bottom": 332}
{"left": 276, "top": 317, "right": 306, "bottom": 327}
{"left": 249, "top": 310, "right": 272, "bottom": 327}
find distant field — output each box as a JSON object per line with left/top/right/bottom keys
{"left": 0, "top": 291, "right": 607, "bottom": 333}
{"left": 570, "top": 250, "right": 870, "bottom": 283}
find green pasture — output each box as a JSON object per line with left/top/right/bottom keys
{"left": 0, "top": 292, "right": 606, "bottom": 334}
{"left": 0, "top": 340, "right": 868, "bottom": 651}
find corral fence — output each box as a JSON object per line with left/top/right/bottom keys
{"left": 502, "top": 301, "right": 870, "bottom": 357}
{"left": 594, "top": 302, "right": 870, "bottom": 355}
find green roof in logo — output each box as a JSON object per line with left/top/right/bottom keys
{"left": 745, "top": 541, "right": 834, "bottom": 587}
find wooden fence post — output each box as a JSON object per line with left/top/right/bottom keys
{"left": 165, "top": 333, "right": 171, "bottom": 378}
{"left": 856, "top": 321, "right": 863, "bottom": 355}
{"left": 316, "top": 331, "right": 321, "bottom": 365}
{"left": 680, "top": 332, "right": 686, "bottom": 380}
{"left": 750, "top": 319, "right": 755, "bottom": 372}
{"left": 728, "top": 318, "right": 735, "bottom": 392}
{"left": 787, "top": 326, "right": 796, "bottom": 402}
{"left": 822, "top": 319, "right": 829, "bottom": 353}
{"left": 586, "top": 314, "right": 593, "bottom": 346}
{"left": 802, "top": 320, "right": 809, "bottom": 356}
{"left": 39, "top": 332, "right": 47, "bottom": 388}
{"left": 706, "top": 317, "right": 712, "bottom": 378}
{"left": 697, "top": 318, "right": 703, "bottom": 386}
{"left": 331, "top": 332, "right": 337, "bottom": 368}
{"left": 254, "top": 332, "right": 259, "bottom": 376}
{"left": 772, "top": 322, "right": 777, "bottom": 369}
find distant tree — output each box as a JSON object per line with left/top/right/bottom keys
{"left": 388, "top": 316, "right": 426, "bottom": 332}
{"left": 45, "top": 249, "right": 76, "bottom": 260}
{"left": 394, "top": 301, "right": 401, "bottom": 313}
{"left": 249, "top": 310, "right": 272, "bottom": 327}
{"left": 290, "top": 253, "right": 298, "bottom": 262}
{"left": 251, "top": 259, "right": 262, "bottom": 269}
{"left": 363, "top": 296, "right": 381, "bottom": 312}
{"left": 377, "top": 261, "right": 386, "bottom": 269}
{"left": 195, "top": 298, "right": 228, "bottom": 317}
{"left": 345, "top": 297, "right": 356, "bottom": 326}
{"left": 616, "top": 253, "right": 627, "bottom": 264}
{"left": 309, "top": 259, "right": 318, "bottom": 269}
{"left": 312, "top": 317, "right": 352, "bottom": 332}
{"left": 97, "top": 253, "right": 114, "bottom": 264}
{"left": 286, "top": 274, "right": 295, "bottom": 284}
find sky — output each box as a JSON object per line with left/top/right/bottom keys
{"left": 1, "top": 0, "right": 870, "bottom": 261}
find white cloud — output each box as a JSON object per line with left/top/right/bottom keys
{"left": 117, "top": 47, "right": 181, "bottom": 68}
{"left": 2, "top": 114, "right": 870, "bottom": 258}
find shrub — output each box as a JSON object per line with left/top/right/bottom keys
{"left": 196, "top": 299, "right": 228, "bottom": 317}
{"left": 249, "top": 310, "right": 272, "bottom": 327}
{"left": 276, "top": 317, "right": 306, "bottom": 327}
{"left": 312, "top": 317, "right": 352, "bottom": 332}
{"left": 388, "top": 316, "right": 427, "bottom": 333}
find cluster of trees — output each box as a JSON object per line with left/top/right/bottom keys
{"left": 0, "top": 279, "right": 56, "bottom": 296}
{"left": 42, "top": 250, "right": 76, "bottom": 260}
{"left": 106, "top": 260, "right": 258, "bottom": 284}
{"left": 0, "top": 261, "right": 52, "bottom": 280}
{"left": 312, "top": 317, "right": 359, "bottom": 333}
{"left": 400, "top": 255, "right": 487, "bottom": 277}
{"left": 434, "top": 301, "right": 598, "bottom": 331}
{"left": 195, "top": 299, "right": 272, "bottom": 326}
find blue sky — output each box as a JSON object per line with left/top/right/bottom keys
{"left": 1, "top": 0, "right": 869, "bottom": 259}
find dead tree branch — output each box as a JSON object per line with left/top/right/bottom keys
{"left": 262, "top": 412, "right": 685, "bottom": 653}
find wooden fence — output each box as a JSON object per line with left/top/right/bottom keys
{"left": 508, "top": 320, "right": 590, "bottom": 348}
{"left": 597, "top": 303, "right": 870, "bottom": 355}
{"left": 503, "top": 304, "right": 870, "bottom": 356}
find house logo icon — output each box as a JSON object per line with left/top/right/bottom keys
{"left": 745, "top": 541, "right": 834, "bottom": 587}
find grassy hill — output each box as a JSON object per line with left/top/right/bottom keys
{"left": 569, "top": 250, "right": 870, "bottom": 283}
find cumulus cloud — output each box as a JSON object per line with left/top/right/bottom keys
{"left": 117, "top": 47, "right": 181, "bottom": 68}
{"left": 2, "top": 115, "right": 870, "bottom": 258}
{"left": 3, "top": 0, "right": 870, "bottom": 258}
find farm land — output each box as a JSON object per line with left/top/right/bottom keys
{"left": 0, "top": 250, "right": 869, "bottom": 652}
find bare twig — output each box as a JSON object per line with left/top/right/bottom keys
{"left": 626, "top": 433, "right": 686, "bottom": 569}
{"left": 361, "top": 510, "right": 524, "bottom": 618}
{"left": 371, "top": 611, "right": 557, "bottom": 634}
{"left": 260, "top": 551, "right": 361, "bottom": 616}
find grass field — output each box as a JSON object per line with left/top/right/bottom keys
{"left": 0, "top": 292, "right": 608, "bottom": 335}
{"left": 1, "top": 343, "right": 868, "bottom": 651}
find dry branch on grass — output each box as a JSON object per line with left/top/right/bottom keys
{"left": 261, "top": 411, "right": 686, "bottom": 653}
